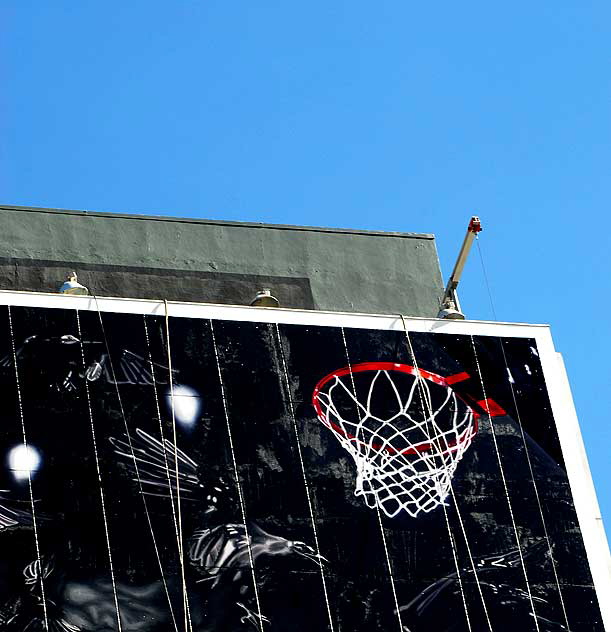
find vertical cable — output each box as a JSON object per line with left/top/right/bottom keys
{"left": 75, "top": 309, "right": 123, "bottom": 632}
{"left": 401, "top": 324, "right": 474, "bottom": 629}
{"left": 142, "top": 313, "right": 186, "bottom": 573}
{"left": 469, "top": 335, "right": 540, "bottom": 631}
{"left": 475, "top": 239, "right": 497, "bottom": 321}
{"left": 90, "top": 299, "right": 180, "bottom": 632}
{"left": 274, "top": 324, "right": 336, "bottom": 632}
{"left": 476, "top": 236, "right": 570, "bottom": 629}
{"left": 499, "top": 338, "right": 571, "bottom": 631}
{"left": 7, "top": 305, "right": 50, "bottom": 631}
{"left": 338, "top": 327, "right": 404, "bottom": 632}
{"left": 400, "top": 317, "right": 494, "bottom": 632}
{"left": 163, "top": 301, "right": 194, "bottom": 632}
{"left": 209, "top": 319, "right": 266, "bottom": 630}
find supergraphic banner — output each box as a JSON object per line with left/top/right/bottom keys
{"left": 0, "top": 293, "right": 607, "bottom": 632}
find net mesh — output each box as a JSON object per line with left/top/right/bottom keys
{"left": 313, "top": 365, "right": 476, "bottom": 518}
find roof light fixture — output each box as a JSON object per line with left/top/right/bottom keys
{"left": 250, "top": 288, "right": 279, "bottom": 308}
{"left": 59, "top": 272, "right": 89, "bottom": 296}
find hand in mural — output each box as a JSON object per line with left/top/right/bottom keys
{"left": 0, "top": 555, "right": 81, "bottom": 632}
{"left": 189, "top": 522, "right": 327, "bottom": 587}
{"left": 236, "top": 602, "right": 270, "bottom": 630}
{"left": 2, "top": 555, "right": 203, "bottom": 632}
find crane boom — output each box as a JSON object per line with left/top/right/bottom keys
{"left": 437, "top": 216, "right": 482, "bottom": 319}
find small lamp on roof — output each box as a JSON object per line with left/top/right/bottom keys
{"left": 250, "top": 288, "right": 279, "bottom": 308}
{"left": 59, "top": 272, "right": 89, "bottom": 296}
{"left": 437, "top": 298, "right": 465, "bottom": 320}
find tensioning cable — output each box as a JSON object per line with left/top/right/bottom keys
{"left": 475, "top": 236, "right": 571, "bottom": 630}
{"left": 399, "top": 318, "right": 492, "bottom": 632}
{"left": 274, "top": 323, "right": 336, "bottom": 632}
{"left": 91, "top": 297, "right": 180, "bottom": 632}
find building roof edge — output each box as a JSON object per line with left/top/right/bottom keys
{"left": 0, "top": 204, "right": 435, "bottom": 240}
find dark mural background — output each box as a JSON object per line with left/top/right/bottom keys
{"left": 0, "top": 305, "right": 604, "bottom": 631}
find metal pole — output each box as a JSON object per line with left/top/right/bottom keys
{"left": 438, "top": 216, "right": 482, "bottom": 319}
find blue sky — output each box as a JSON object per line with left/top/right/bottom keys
{"left": 2, "top": 2, "right": 610, "bottom": 542}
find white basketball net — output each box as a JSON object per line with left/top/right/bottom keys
{"left": 313, "top": 365, "right": 476, "bottom": 518}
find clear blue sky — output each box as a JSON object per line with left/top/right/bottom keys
{"left": 2, "top": 3, "right": 610, "bottom": 540}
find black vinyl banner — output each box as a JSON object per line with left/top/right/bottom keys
{"left": 0, "top": 305, "right": 604, "bottom": 631}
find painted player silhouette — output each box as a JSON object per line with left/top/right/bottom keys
{"left": 109, "top": 428, "right": 327, "bottom": 630}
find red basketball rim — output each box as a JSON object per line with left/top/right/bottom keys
{"left": 311, "top": 362, "right": 477, "bottom": 455}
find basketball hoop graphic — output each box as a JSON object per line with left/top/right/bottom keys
{"left": 312, "top": 362, "right": 480, "bottom": 518}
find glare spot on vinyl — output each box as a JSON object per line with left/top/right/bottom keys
{"left": 8, "top": 445, "right": 42, "bottom": 482}
{"left": 166, "top": 385, "right": 201, "bottom": 427}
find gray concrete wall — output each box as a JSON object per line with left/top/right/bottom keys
{"left": 0, "top": 205, "right": 443, "bottom": 317}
